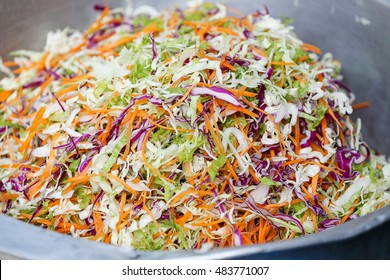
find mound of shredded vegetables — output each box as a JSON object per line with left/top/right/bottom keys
{"left": 0, "top": 2, "right": 389, "bottom": 251}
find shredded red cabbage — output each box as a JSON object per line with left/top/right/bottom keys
{"left": 22, "top": 79, "right": 45, "bottom": 89}
{"left": 300, "top": 130, "right": 316, "bottom": 148}
{"left": 243, "top": 28, "right": 253, "bottom": 39}
{"left": 93, "top": 4, "right": 106, "bottom": 11}
{"left": 150, "top": 32, "right": 157, "bottom": 61}
{"left": 191, "top": 86, "right": 242, "bottom": 107}
{"left": 28, "top": 203, "right": 43, "bottom": 223}
{"left": 233, "top": 228, "right": 243, "bottom": 246}
{"left": 336, "top": 147, "right": 366, "bottom": 179}
{"left": 51, "top": 92, "right": 66, "bottom": 112}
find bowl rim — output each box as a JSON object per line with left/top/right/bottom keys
{"left": 0, "top": 205, "right": 389, "bottom": 259}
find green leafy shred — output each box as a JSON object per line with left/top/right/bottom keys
{"left": 131, "top": 223, "right": 166, "bottom": 250}
{"left": 178, "top": 136, "right": 205, "bottom": 163}
{"left": 0, "top": 113, "right": 20, "bottom": 129}
{"left": 69, "top": 158, "right": 81, "bottom": 172}
{"left": 76, "top": 187, "right": 92, "bottom": 210}
{"left": 166, "top": 87, "right": 186, "bottom": 94}
{"left": 224, "top": 116, "right": 247, "bottom": 128}
{"left": 307, "top": 104, "right": 328, "bottom": 131}
{"left": 130, "top": 59, "right": 152, "bottom": 83}
{"left": 208, "top": 155, "right": 227, "bottom": 181}
{"left": 102, "top": 135, "right": 128, "bottom": 172}
{"left": 93, "top": 81, "right": 107, "bottom": 98}
{"left": 49, "top": 111, "right": 70, "bottom": 122}
{"left": 261, "top": 177, "right": 281, "bottom": 187}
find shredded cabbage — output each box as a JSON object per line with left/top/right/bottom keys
{"left": 0, "top": 1, "right": 389, "bottom": 251}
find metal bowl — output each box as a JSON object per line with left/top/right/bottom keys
{"left": 1, "top": 0, "right": 389, "bottom": 259}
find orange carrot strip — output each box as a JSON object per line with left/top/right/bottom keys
{"left": 169, "top": 190, "right": 211, "bottom": 206}
{"left": 142, "top": 204, "right": 160, "bottom": 229}
{"left": 271, "top": 61, "right": 296, "bottom": 66}
{"left": 225, "top": 104, "right": 258, "bottom": 119}
{"left": 0, "top": 193, "right": 19, "bottom": 201}
{"left": 170, "top": 84, "right": 197, "bottom": 110}
{"left": 0, "top": 90, "right": 13, "bottom": 102}
{"left": 96, "top": 35, "right": 137, "bottom": 52}
{"left": 295, "top": 120, "right": 301, "bottom": 152}
{"left": 319, "top": 99, "right": 342, "bottom": 128}
{"left": 104, "top": 173, "right": 137, "bottom": 196}
{"left": 22, "top": 77, "right": 53, "bottom": 114}
{"left": 251, "top": 46, "right": 268, "bottom": 58}
{"left": 41, "top": 132, "right": 61, "bottom": 180}
{"left": 302, "top": 43, "right": 321, "bottom": 54}
{"left": 61, "top": 74, "right": 94, "bottom": 84}
{"left": 282, "top": 158, "right": 305, "bottom": 167}
{"left": 340, "top": 199, "right": 359, "bottom": 223}
{"left": 93, "top": 211, "right": 104, "bottom": 235}
{"left": 311, "top": 211, "right": 319, "bottom": 233}
{"left": 311, "top": 173, "right": 319, "bottom": 195}
{"left": 352, "top": 101, "right": 369, "bottom": 110}
{"left": 203, "top": 112, "right": 225, "bottom": 156}
{"left": 297, "top": 56, "right": 309, "bottom": 63}
{"left": 56, "top": 84, "right": 79, "bottom": 99}
{"left": 228, "top": 87, "right": 257, "bottom": 98}
{"left": 321, "top": 117, "right": 330, "bottom": 145}
{"left": 293, "top": 75, "right": 305, "bottom": 83}
{"left": 213, "top": 26, "right": 239, "bottom": 36}
{"left": 18, "top": 107, "right": 46, "bottom": 153}
{"left": 2, "top": 61, "right": 17, "bottom": 67}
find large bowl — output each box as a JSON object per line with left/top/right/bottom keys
{"left": 0, "top": 0, "right": 389, "bottom": 259}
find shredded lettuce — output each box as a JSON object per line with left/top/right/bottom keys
{"left": 208, "top": 155, "right": 227, "bottom": 182}
{"left": 132, "top": 223, "right": 166, "bottom": 250}
{"left": 102, "top": 135, "right": 128, "bottom": 172}
{"left": 69, "top": 158, "right": 81, "bottom": 172}
{"left": 177, "top": 135, "right": 205, "bottom": 163}
{"left": 307, "top": 104, "right": 328, "bottom": 130}
{"left": 76, "top": 187, "right": 92, "bottom": 210}
{"left": 261, "top": 177, "right": 281, "bottom": 187}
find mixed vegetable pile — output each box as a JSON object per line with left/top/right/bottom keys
{"left": 0, "top": 2, "right": 389, "bottom": 251}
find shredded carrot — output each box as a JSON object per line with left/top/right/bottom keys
{"left": 282, "top": 158, "right": 304, "bottom": 167}
{"left": 0, "top": 90, "right": 13, "bottom": 102}
{"left": 169, "top": 84, "right": 197, "bottom": 110}
{"left": 169, "top": 189, "right": 211, "bottom": 206}
{"left": 319, "top": 98, "right": 343, "bottom": 128}
{"left": 61, "top": 74, "right": 93, "bottom": 84}
{"left": 0, "top": 193, "right": 19, "bottom": 201}
{"left": 251, "top": 46, "right": 268, "bottom": 58}
{"left": 311, "top": 173, "right": 319, "bottom": 195}
{"left": 271, "top": 61, "right": 296, "bottom": 66}
{"left": 18, "top": 107, "right": 47, "bottom": 154}
{"left": 203, "top": 112, "right": 225, "bottom": 156}
{"left": 104, "top": 173, "right": 137, "bottom": 196}
{"left": 96, "top": 35, "right": 137, "bottom": 52}
{"left": 302, "top": 43, "right": 321, "bottom": 54}
{"left": 321, "top": 117, "right": 330, "bottom": 145}
{"left": 297, "top": 55, "right": 309, "bottom": 62}
{"left": 228, "top": 87, "right": 257, "bottom": 98}
{"left": 225, "top": 104, "right": 259, "bottom": 119}
{"left": 352, "top": 101, "right": 369, "bottom": 110}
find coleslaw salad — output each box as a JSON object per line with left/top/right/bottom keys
{"left": 0, "top": 1, "right": 389, "bottom": 251}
